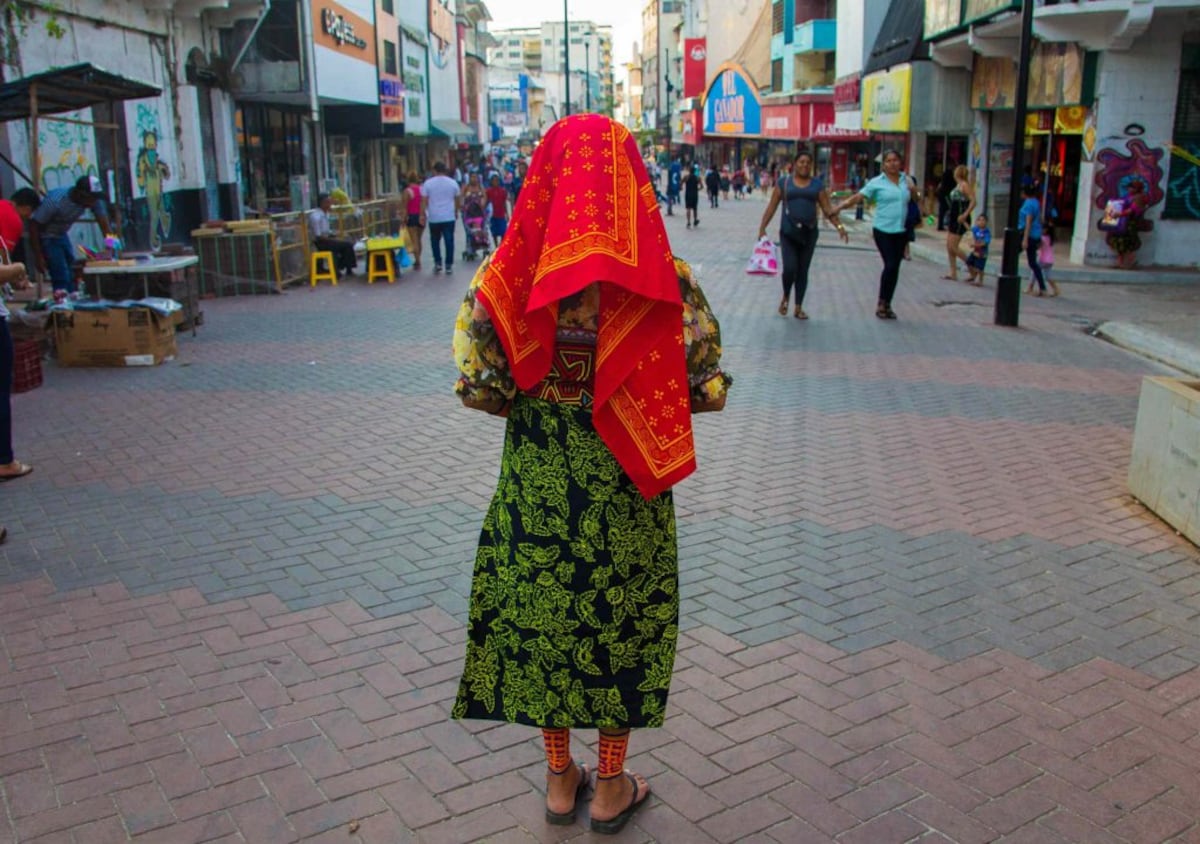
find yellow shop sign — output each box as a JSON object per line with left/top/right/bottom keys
{"left": 862, "top": 65, "right": 912, "bottom": 133}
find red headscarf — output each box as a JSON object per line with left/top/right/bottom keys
{"left": 0, "top": 200, "right": 23, "bottom": 253}
{"left": 476, "top": 114, "right": 695, "bottom": 499}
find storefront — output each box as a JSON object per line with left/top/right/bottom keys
{"left": 861, "top": 63, "right": 913, "bottom": 163}
{"left": 813, "top": 122, "right": 871, "bottom": 191}
{"left": 237, "top": 105, "right": 314, "bottom": 214}
{"left": 313, "top": 0, "right": 379, "bottom": 200}
{"left": 677, "top": 105, "right": 703, "bottom": 159}
{"left": 701, "top": 63, "right": 763, "bottom": 169}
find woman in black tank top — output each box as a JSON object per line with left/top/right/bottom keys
{"left": 757, "top": 150, "right": 849, "bottom": 319}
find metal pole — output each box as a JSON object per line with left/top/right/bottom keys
{"left": 994, "top": 0, "right": 1035, "bottom": 327}
{"left": 563, "top": 0, "right": 571, "bottom": 117}
{"left": 585, "top": 41, "right": 591, "bottom": 111}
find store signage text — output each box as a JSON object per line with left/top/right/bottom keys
{"left": 703, "top": 67, "right": 761, "bottom": 136}
{"left": 322, "top": 8, "right": 368, "bottom": 49}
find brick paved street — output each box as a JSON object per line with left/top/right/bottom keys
{"left": 3, "top": 195, "right": 1200, "bottom": 843}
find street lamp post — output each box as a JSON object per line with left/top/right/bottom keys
{"left": 563, "top": 0, "right": 571, "bottom": 117}
{"left": 585, "top": 40, "right": 591, "bottom": 111}
{"left": 663, "top": 47, "right": 673, "bottom": 155}
{"left": 994, "top": 0, "right": 1035, "bottom": 327}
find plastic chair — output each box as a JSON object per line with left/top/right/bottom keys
{"left": 367, "top": 249, "right": 395, "bottom": 284}
{"left": 310, "top": 250, "right": 337, "bottom": 286}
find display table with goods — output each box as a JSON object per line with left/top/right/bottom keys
{"left": 82, "top": 255, "right": 200, "bottom": 334}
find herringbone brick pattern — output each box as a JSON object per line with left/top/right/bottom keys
{"left": 3, "top": 195, "right": 1198, "bottom": 841}
{"left": 2, "top": 578, "right": 1199, "bottom": 842}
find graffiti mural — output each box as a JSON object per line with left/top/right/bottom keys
{"left": 134, "top": 104, "right": 173, "bottom": 250}
{"left": 35, "top": 112, "right": 103, "bottom": 252}
{"left": 1093, "top": 138, "right": 1165, "bottom": 210}
{"left": 1165, "top": 141, "right": 1200, "bottom": 219}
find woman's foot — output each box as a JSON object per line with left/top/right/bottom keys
{"left": 0, "top": 461, "right": 33, "bottom": 482}
{"left": 794, "top": 305, "right": 808, "bottom": 320}
{"left": 590, "top": 771, "right": 650, "bottom": 835}
{"left": 876, "top": 302, "right": 889, "bottom": 319}
{"left": 941, "top": 275, "right": 957, "bottom": 281}
{"left": 545, "top": 762, "right": 590, "bottom": 825}
{"left": 778, "top": 298, "right": 788, "bottom": 316}
{"left": 1049, "top": 281, "right": 1061, "bottom": 297}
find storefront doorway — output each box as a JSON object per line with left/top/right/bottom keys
{"left": 925, "top": 133, "right": 968, "bottom": 197}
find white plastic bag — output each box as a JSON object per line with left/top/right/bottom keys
{"left": 745, "top": 237, "right": 780, "bottom": 276}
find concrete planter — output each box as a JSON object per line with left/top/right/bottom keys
{"left": 1129, "top": 377, "right": 1200, "bottom": 546}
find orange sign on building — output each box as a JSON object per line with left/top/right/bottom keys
{"left": 312, "top": 2, "right": 377, "bottom": 64}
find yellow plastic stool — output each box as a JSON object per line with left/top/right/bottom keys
{"left": 310, "top": 250, "right": 338, "bottom": 286}
{"left": 367, "top": 249, "right": 395, "bottom": 284}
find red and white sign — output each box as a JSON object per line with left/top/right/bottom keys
{"left": 813, "top": 121, "right": 870, "bottom": 142}
{"left": 834, "top": 74, "right": 861, "bottom": 111}
{"left": 761, "top": 101, "right": 836, "bottom": 140}
{"left": 679, "top": 109, "right": 702, "bottom": 146}
{"left": 683, "top": 38, "right": 706, "bottom": 99}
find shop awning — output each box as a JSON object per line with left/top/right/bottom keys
{"left": 431, "top": 119, "right": 478, "bottom": 144}
{"left": 863, "top": 0, "right": 929, "bottom": 76}
{"left": 0, "top": 63, "right": 161, "bottom": 122}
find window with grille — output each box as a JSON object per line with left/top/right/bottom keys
{"left": 1165, "top": 44, "right": 1200, "bottom": 219}
{"left": 772, "top": 1, "right": 784, "bottom": 35}
{"left": 771, "top": 59, "right": 783, "bottom": 92}
{"left": 383, "top": 40, "right": 397, "bottom": 76}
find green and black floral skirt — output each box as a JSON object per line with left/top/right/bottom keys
{"left": 452, "top": 395, "right": 679, "bottom": 729}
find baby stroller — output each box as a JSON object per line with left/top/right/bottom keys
{"left": 462, "top": 197, "right": 490, "bottom": 262}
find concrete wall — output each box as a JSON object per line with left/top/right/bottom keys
{"left": 0, "top": 0, "right": 231, "bottom": 248}
{"left": 1074, "top": 14, "right": 1192, "bottom": 267}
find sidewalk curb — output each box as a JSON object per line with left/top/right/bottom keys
{"left": 1095, "top": 321, "right": 1200, "bottom": 378}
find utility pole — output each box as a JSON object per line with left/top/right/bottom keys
{"left": 563, "top": 0, "right": 571, "bottom": 117}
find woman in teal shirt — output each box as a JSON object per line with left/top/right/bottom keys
{"left": 834, "top": 149, "right": 920, "bottom": 319}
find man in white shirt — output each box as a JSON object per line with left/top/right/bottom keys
{"left": 308, "top": 193, "right": 357, "bottom": 276}
{"left": 421, "top": 162, "right": 462, "bottom": 275}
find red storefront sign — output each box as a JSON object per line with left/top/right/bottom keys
{"left": 761, "top": 102, "right": 836, "bottom": 140}
{"left": 683, "top": 39, "right": 706, "bottom": 99}
{"left": 834, "top": 74, "right": 860, "bottom": 111}
{"left": 813, "top": 121, "right": 870, "bottom": 142}
{"left": 679, "top": 109, "right": 702, "bottom": 146}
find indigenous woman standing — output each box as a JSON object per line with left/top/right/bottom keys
{"left": 757, "top": 149, "right": 848, "bottom": 319}
{"left": 451, "top": 114, "right": 731, "bottom": 835}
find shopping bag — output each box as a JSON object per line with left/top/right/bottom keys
{"left": 745, "top": 237, "right": 780, "bottom": 275}
{"left": 397, "top": 246, "right": 414, "bottom": 269}
{"left": 1098, "top": 199, "right": 1127, "bottom": 233}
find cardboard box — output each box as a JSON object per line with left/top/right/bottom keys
{"left": 53, "top": 307, "right": 177, "bottom": 367}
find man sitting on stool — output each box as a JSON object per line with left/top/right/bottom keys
{"left": 308, "top": 193, "right": 357, "bottom": 277}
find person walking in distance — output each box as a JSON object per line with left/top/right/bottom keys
{"left": 451, "top": 113, "right": 731, "bottom": 836}
{"left": 485, "top": 174, "right": 511, "bottom": 248}
{"left": 402, "top": 172, "right": 424, "bottom": 270}
{"left": 421, "top": 162, "right": 461, "bottom": 275}
{"left": 833, "top": 149, "right": 920, "bottom": 319}
{"left": 684, "top": 165, "right": 701, "bottom": 228}
{"left": 757, "top": 149, "right": 848, "bottom": 319}
{"left": 705, "top": 166, "right": 720, "bottom": 208}
{"left": 1019, "top": 183, "right": 1053, "bottom": 296}
{"left": 941, "top": 165, "right": 976, "bottom": 282}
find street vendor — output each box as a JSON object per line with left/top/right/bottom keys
{"left": 28, "top": 175, "right": 113, "bottom": 293}
{"left": 308, "top": 193, "right": 358, "bottom": 277}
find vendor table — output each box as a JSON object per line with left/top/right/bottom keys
{"left": 82, "top": 256, "right": 201, "bottom": 334}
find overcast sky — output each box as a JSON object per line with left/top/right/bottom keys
{"left": 483, "top": 0, "right": 643, "bottom": 69}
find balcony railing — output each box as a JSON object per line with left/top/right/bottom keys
{"left": 793, "top": 19, "right": 835, "bottom": 53}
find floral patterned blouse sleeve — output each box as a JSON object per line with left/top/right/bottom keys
{"left": 453, "top": 260, "right": 517, "bottom": 408}
{"left": 676, "top": 258, "right": 732, "bottom": 405}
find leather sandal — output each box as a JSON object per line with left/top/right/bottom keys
{"left": 778, "top": 298, "right": 788, "bottom": 315}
